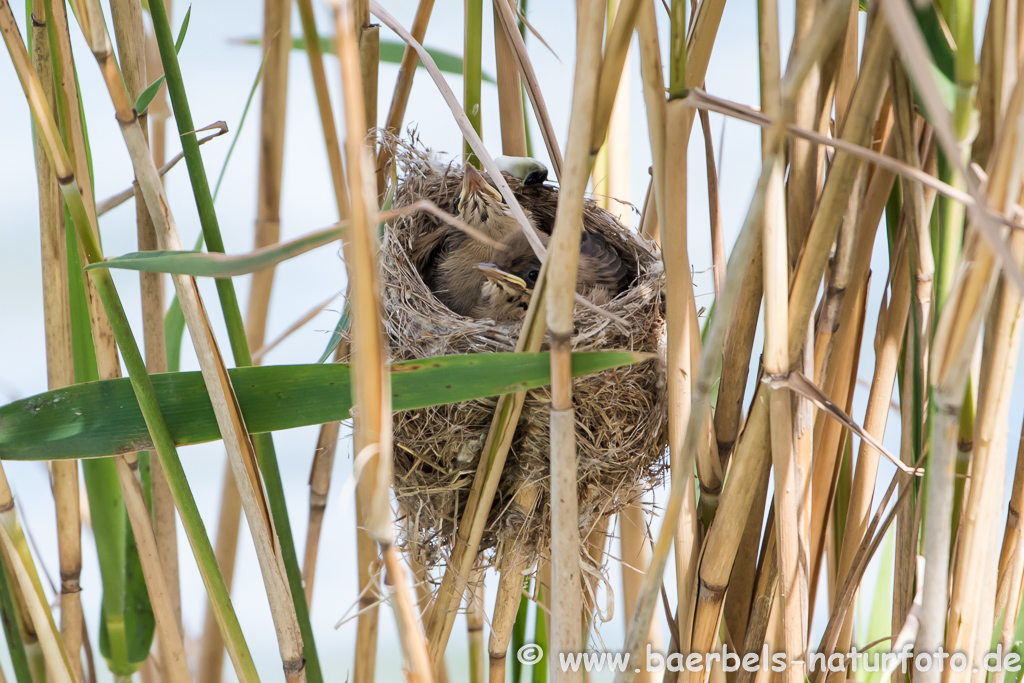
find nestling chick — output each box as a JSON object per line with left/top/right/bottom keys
{"left": 473, "top": 228, "right": 629, "bottom": 322}
{"left": 430, "top": 165, "right": 532, "bottom": 317}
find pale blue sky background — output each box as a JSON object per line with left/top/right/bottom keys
{"left": 0, "top": 0, "right": 1014, "bottom": 681}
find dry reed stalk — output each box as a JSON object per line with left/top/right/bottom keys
{"left": 890, "top": 64, "right": 936, "bottom": 362}
{"left": 763, "top": 125, "right": 806, "bottom": 683}
{"left": 246, "top": 0, "right": 290, "bottom": 351}
{"left": 637, "top": 4, "right": 706, "bottom": 661}
{"left": 377, "top": 0, "right": 435, "bottom": 195}
{"left": 199, "top": 0, "right": 292, "bottom": 677}
{"left": 370, "top": 4, "right": 553, "bottom": 667}
{"left": 805, "top": 115, "right": 896, "bottom": 612}
{"left": 303, "top": 413, "right": 342, "bottom": 606}
{"left": 688, "top": 11, "right": 893, "bottom": 667}
{"left": 544, "top": 2, "right": 605, "bottom": 680}
{"left": 722, "top": 481, "right": 769, "bottom": 650}
{"left": 46, "top": 0, "right": 123, "bottom": 397}
{"left": 491, "top": 0, "right": 564, "bottom": 177}
{"left": 357, "top": 2, "right": 386, "bottom": 679}
{"left": 198, "top": 474, "right": 242, "bottom": 683}
{"left": 75, "top": 0, "right": 307, "bottom": 676}
{"left": 297, "top": 0, "right": 352, "bottom": 218}
{"left": 331, "top": 2, "right": 432, "bottom": 679}
{"left": 685, "top": 88, "right": 1022, "bottom": 232}
{"left": 293, "top": 0, "right": 352, "bottom": 612}
{"left": 759, "top": 0, "right": 808, "bottom": 675}
{"left": 355, "top": 0, "right": 379, "bottom": 137}
{"left": 29, "top": 3, "right": 81, "bottom": 675}
{"left": 995, "top": 433, "right": 1024, "bottom": 683}
{"left": 493, "top": 0, "right": 527, "bottom": 156}
{"left": 488, "top": 555, "right": 528, "bottom": 683}
{"left": 828, "top": 251, "right": 910, "bottom": 667}
{"left": 832, "top": 0, "right": 858, "bottom": 125}
{"left": 995, "top": 414, "right": 1024, "bottom": 643}
{"left": 699, "top": 108, "right": 725, "bottom": 299}
{"left": 735, "top": 516, "right": 778, "bottom": 683}
{"left": 56, "top": 0, "right": 191, "bottom": 675}
{"left": 0, "top": 519, "right": 74, "bottom": 683}
{"left": 109, "top": 0, "right": 181, "bottom": 669}
{"left": 907, "top": 19, "right": 1024, "bottom": 676}
{"left": 590, "top": 0, "right": 640, "bottom": 155}
{"left": 113, "top": 459, "right": 191, "bottom": 683}
{"left": 621, "top": 504, "right": 659, "bottom": 683}
{"left": 974, "top": 0, "right": 1015, "bottom": 169}
{"left": 467, "top": 569, "right": 486, "bottom": 683}
{"left": 616, "top": 155, "right": 768, "bottom": 683}
{"left": 784, "top": 0, "right": 825, "bottom": 265}
{"left": 4, "top": 7, "right": 266, "bottom": 680}
{"left": 807, "top": 277, "right": 867, "bottom": 619}
{"left": 945, "top": 242, "right": 1024, "bottom": 682}
{"left": 145, "top": 0, "right": 170, "bottom": 170}
{"left": 639, "top": 175, "right": 659, "bottom": 242}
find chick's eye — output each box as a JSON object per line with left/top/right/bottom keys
{"left": 527, "top": 269, "right": 540, "bottom": 284}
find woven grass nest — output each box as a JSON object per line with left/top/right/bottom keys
{"left": 382, "top": 140, "right": 668, "bottom": 571}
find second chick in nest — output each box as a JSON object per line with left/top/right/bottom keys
{"left": 473, "top": 228, "right": 629, "bottom": 322}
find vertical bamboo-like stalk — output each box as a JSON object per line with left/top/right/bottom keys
{"left": 293, "top": 0, "right": 352, "bottom": 607}
{"left": 545, "top": 2, "right": 605, "bottom": 679}
{"left": 488, "top": 560, "right": 527, "bottom": 683}
{"left": 109, "top": 0, "right": 181, "bottom": 664}
{"left": 620, "top": 504, "right": 658, "bottom": 683}
{"left": 303, "top": 418, "right": 342, "bottom": 606}
{"left": 468, "top": 570, "right": 486, "bottom": 683}
{"left": 493, "top": 0, "right": 526, "bottom": 156}
{"left": 377, "top": 0, "right": 436, "bottom": 194}
{"left": 199, "top": 472, "right": 243, "bottom": 683}
{"left": 464, "top": 0, "right": 483, "bottom": 163}
{"left": 30, "top": 1, "right": 81, "bottom": 675}
{"left": 759, "top": 0, "right": 805, "bottom": 677}
{"left": 353, "top": 0, "right": 383, "bottom": 678}
{"left": 784, "top": 0, "right": 822, "bottom": 264}
{"left": 945, "top": 244, "right": 1024, "bottom": 682}
{"left": 681, "top": 10, "right": 891, "bottom": 671}
{"left": 368, "top": 5, "right": 551, "bottom": 669}
{"left": 0, "top": 6, "right": 260, "bottom": 678}
{"left": 87, "top": 0, "right": 309, "bottom": 676}
{"left": 830, "top": 253, "right": 910, "bottom": 663}
{"left": 994, "top": 430, "right": 1024, "bottom": 679}
{"left": 762, "top": 129, "right": 805, "bottom": 683}
{"left": 332, "top": 1, "right": 432, "bottom": 680}
{"left": 199, "top": 0, "right": 291, "bottom": 677}
{"left": 113, "top": 459, "right": 191, "bottom": 683}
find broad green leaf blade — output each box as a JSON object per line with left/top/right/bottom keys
{"left": 134, "top": 76, "right": 166, "bottom": 115}
{"left": 98, "top": 524, "right": 155, "bottom": 675}
{"left": 84, "top": 459, "right": 129, "bottom": 672}
{"left": 0, "top": 352, "right": 646, "bottom": 461}
{"left": 133, "top": 6, "right": 189, "bottom": 113}
{"left": 88, "top": 224, "right": 342, "bottom": 277}
{"left": 235, "top": 35, "right": 496, "bottom": 82}
{"left": 906, "top": 3, "right": 956, "bottom": 119}
{"left": 174, "top": 5, "right": 191, "bottom": 53}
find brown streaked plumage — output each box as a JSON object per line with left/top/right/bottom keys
{"left": 473, "top": 228, "right": 629, "bottom": 322}
{"left": 420, "top": 165, "right": 531, "bottom": 317}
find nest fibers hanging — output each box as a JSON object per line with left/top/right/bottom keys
{"left": 381, "top": 140, "right": 668, "bottom": 571}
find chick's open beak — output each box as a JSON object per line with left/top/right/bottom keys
{"left": 458, "top": 165, "right": 502, "bottom": 213}
{"left": 474, "top": 263, "right": 528, "bottom": 291}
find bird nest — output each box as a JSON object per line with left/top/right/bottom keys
{"left": 381, "top": 140, "right": 668, "bottom": 572}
